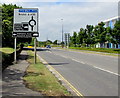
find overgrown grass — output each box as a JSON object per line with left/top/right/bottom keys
{"left": 0, "top": 47, "right": 14, "bottom": 54}
{"left": 69, "top": 47, "right": 120, "bottom": 54}
{"left": 23, "top": 51, "right": 71, "bottom": 96}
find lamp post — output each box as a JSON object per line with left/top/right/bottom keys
{"left": 61, "top": 19, "right": 64, "bottom": 48}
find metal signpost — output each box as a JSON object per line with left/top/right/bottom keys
{"left": 13, "top": 8, "right": 39, "bottom": 64}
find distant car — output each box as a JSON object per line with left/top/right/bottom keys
{"left": 46, "top": 45, "right": 51, "bottom": 48}
{"left": 27, "top": 45, "right": 33, "bottom": 48}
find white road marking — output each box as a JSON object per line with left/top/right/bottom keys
{"left": 72, "top": 59, "right": 85, "bottom": 64}
{"left": 46, "top": 51, "right": 52, "bottom": 53}
{"left": 52, "top": 53, "right": 69, "bottom": 59}
{"left": 61, "top": 55, "right": 69, "bottom": 59}
{"left": 93, "top": 66, "right": 119, "bottom": 76}
{"left": 70, "top": 58, "right": 119, "bottom": 76}
{"left": 45, "top": 50, "right": 119, "bottom": 76}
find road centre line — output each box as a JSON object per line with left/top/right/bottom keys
{"left": 71, "top": 59, "right": 86, "bottom": 64}
{"left": 93, "top": 66, "right": 120, "bottom": 76}
{"left": 53, "top": 52, "right": 119, "bottom": 77}
{"left": 71, "top": 58, "right": 119, "bottom": 76}
{"left": 37, "top": 54, "right": 84, "bottom": 97}
{"left": 46, "top": 51, "right": 52, "bottom": 53}
{"left": 52, "top": 52, "right": 69, "bottom": 59}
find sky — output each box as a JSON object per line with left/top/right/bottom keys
{"left": 1, "top": 0, "right": 120, "bottom": 42}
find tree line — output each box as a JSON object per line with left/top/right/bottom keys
{"left": 70, "top": 21, "right": 120, "bottom": 48}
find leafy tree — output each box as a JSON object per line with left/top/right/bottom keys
{"left": 69, "top": 20, "right": 120, "bottom": 48}
{"left": 85, "top": 25, "right": 94, "bottom": 47}
{"left": 113, "top": 20, "right": 120, "bottom": 44}
{"left": 93, "top": 22, "right": 106, "bottom": 48}
{"left": 53, "top": 40, "right": 57, "bottom": 45}
{"left": 105, "top": 27, "right": 114, "bottom": 43}
{"left": 2, "top": 4, "right": 19, "bottom": 47}
{"left": 72, "top": 32, "right": 77, "bottom": 47}
{"left": 46, "top": 40, "right": 52, "bottom": 44}
{"left": 2, "top": 4, "right": 32, "bottom": 47}
{"left": 77, "top": 28, "right": 85, "bottom": 46}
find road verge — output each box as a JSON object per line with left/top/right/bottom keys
{"left": 23, "top": 51, "right": 71, "bottom": 96}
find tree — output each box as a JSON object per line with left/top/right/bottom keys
{"left": 53, "top": 40, "right": 57, "bottom": 45}
{"left": 113, "top": 20, "right": 120, "bottom": 44}
{"left": 2, "top": 4, "right": 20, "bottom": 47}
{"left": 93, "top": 22, "right": 106, "bottom": 48}
{"left": 77, "top": 28, "right": 85, "bottom": 46}
{"left": 2, "top": 4, "right": 32, "bottom": 47}
{"left": 85, "top": 25, "right": 94, "bottom": 47}
{"left": 105, "top": 27, "right": 114, "bottom": 43}
{"left": 72, "top": 32, "right": 77, "bottom": 47}
{"left": 46, "top": 40, "right": 52, "bottom": 44}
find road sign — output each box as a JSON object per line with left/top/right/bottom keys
{"left": 13, "top": 8, "right": 39, "bottom": 38}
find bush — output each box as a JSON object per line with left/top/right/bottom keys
{"left": 2, "top": 48, "right": 22, "bottom": 71}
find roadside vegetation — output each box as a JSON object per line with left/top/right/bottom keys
{"left": 69, "top": 47, "right": 120, "bottom": 54}
{"left": 0, "top": 47, "right": 14, "bottom": 54}
{"left": 1, "top": 47, "right": 23, "bottom": 71}
{"left": 69, "top": 21, "right": 120, "bottom": 49}
{"left": 1, "top": 4, "right": 33, "bottom": 70}
{"left": 23, "top": 51, "right": 71, "bottom": 96}
{"left": 1, "top": 47, "right": 14, "bottom": 71}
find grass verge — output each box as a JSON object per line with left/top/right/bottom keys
{"left": 69, "top": 47, "right": 120, "bottom": 54}
{"left": 0, "top": 47, "right": 14, "bottom": 54}
{"left": 23, "top": 51, "right": 71, "bottom": 96}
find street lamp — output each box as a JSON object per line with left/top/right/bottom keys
{"left": 61, "top": 19, "right": 64, "bottom": 48}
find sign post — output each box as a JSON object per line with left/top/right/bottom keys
{"left": 34, "top": 38, "right": 37, "bottom": 64}
{"left": 14, "top": 37, "right": 17, "bottom": 63}
{"left": 13, "top": 8, "right": 39, "bottom": 64}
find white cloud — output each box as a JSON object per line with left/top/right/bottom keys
{"left": 37, "top": 2, "right": 118, "bottom": 41}
{"left": 1, "top": 1, "right": 118, "bottom": 41}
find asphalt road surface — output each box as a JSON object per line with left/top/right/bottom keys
{"left": 37, "top": 48, "right": 119, "bottom": 96}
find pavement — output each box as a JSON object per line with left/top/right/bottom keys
{"left": 1, "top": 51, "right": 42, "bottom": 97}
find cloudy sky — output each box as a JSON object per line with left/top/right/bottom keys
{"left": 1, "top": 0, "right": 120, "bottom": 41}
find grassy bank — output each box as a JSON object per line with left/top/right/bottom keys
{"left": 69, "top": 47, "right": 120, "bottom": 54}
{"left": 1, "top": 47, "right": 22, "bottom": 71}
{"left": 0, "top": 47, "right": 14, "bottom": 54}
{"left": 23, "top": 51, "right": 71, "bottom": 96}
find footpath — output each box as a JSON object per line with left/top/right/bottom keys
{"left": 2, "top": 51, "right": 42, "bottom": 97}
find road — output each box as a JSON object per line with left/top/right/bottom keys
{"left": 37, "top": 48, "right": 118, "bottom": 96}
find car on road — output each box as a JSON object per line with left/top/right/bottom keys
{"left": 46, "top": 45, "right": 51, "bottom": 48}
{"left": 27, "top": 45, "right": 33, "bottom": 48}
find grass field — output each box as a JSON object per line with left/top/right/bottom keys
{"left": 0, "top": 47, "right": 14, "bottom": 54}
{"left": 23, "top": 51, "right": 71, "bottom": 96}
